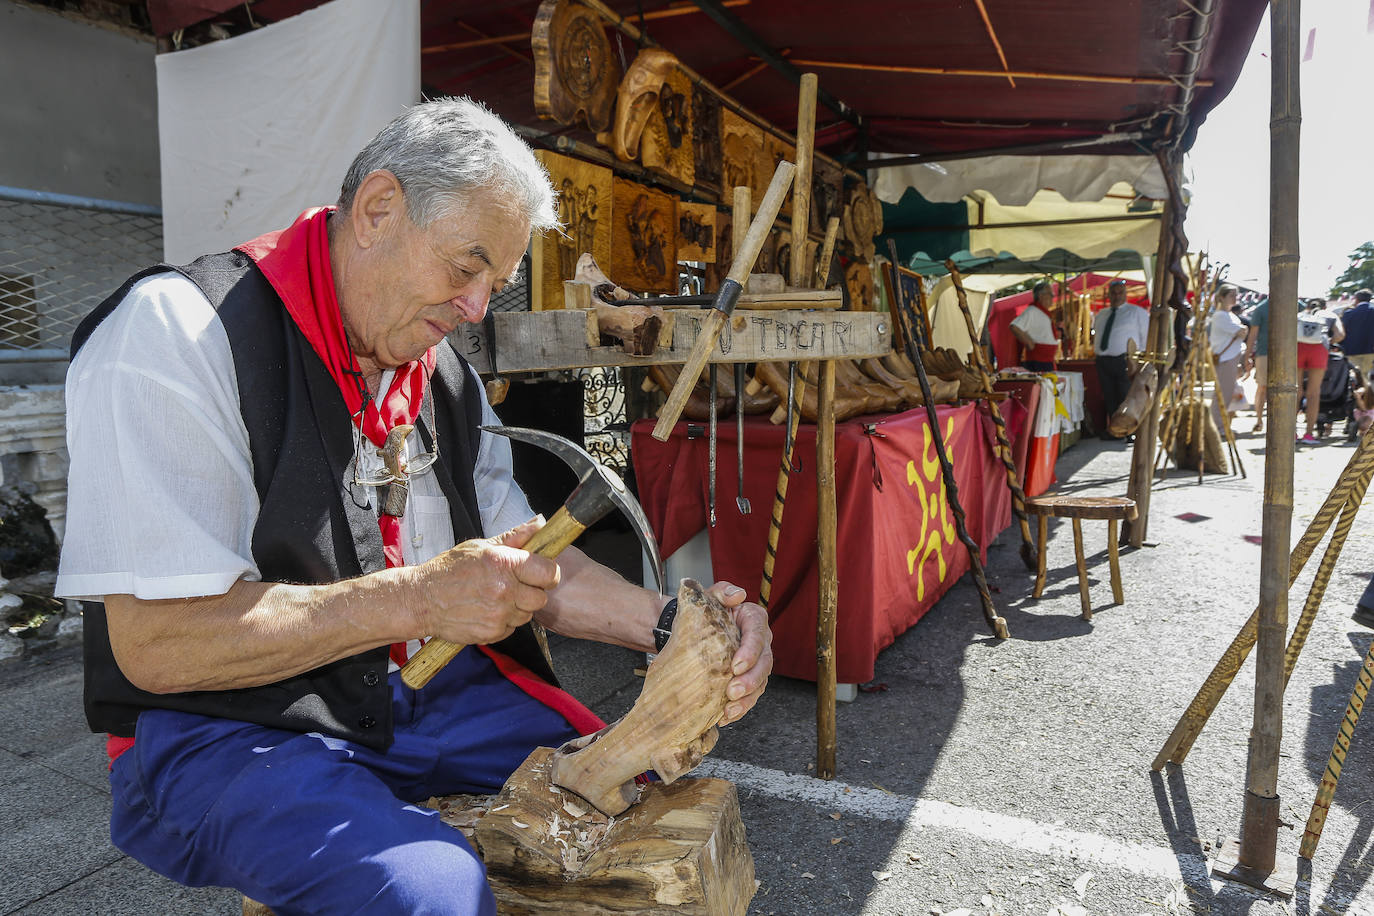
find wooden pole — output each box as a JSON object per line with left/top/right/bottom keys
{"left": 789, "top": 74, "right": 816, "bottom": 291}
{"left": 816, "top": 357, "right": 838, "bottom": 780}
{"left": 783, "top": 57, "right": 1215, "bottom": 88}
{"left": 1124, "top": 166, "right": 1178, "bottom": 546}
{"left": 1238, "top": 0, "right": 1300, "bottom": 874}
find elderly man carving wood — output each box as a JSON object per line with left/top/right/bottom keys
{"left": 56, "top": 97, "right": 772, "bottom": 915}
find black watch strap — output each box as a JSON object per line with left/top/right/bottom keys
{"left": 652, "top": 598, "right": 679, "bottom": 653}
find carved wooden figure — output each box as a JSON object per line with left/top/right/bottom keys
{"left": 676, "top": 200, "right": 717, "bottom": 263}
{"left": 610, "top": 178, "right": 678, "bottom": 294}
{"left": 640, "top": 63, "right": 695, "bottom": 187}
{"left": 604, "top": 48, "right": 678, "bottom": 164}
{"left": 551, "top": 579, "right": 740, "bottom": 816}
{"left": 720, "top": 109, "right": 764, "bottom": 207}
{"left": 810, "top": 159, "right": 843, "bottom": 239}
{"left": 568, "top": 253, "right": 666, "bottom": 356}
{"left": 845, "top": 260, "right": 876, "bottom": 311}
{"left": 842, "top": 183, "right": 883, "bottom": 262}
{"left": 532, "top": 0, "right": 621, "bottom": 133}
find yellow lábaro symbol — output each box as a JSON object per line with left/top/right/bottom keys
{"left": 905, "top": 416, "right": 958, "bottom": 599}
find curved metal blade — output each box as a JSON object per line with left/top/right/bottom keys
{"left": 482, "top": 425, "right": 665, "bottom": 593}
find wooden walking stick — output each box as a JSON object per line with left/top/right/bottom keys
{"left": 893, "top": 243, "right": 1009, "bottom": 639}
{"left": 943, "top": 259, "right": 1037, "bottom": 572}
{"left": 1300, "top": 638, "right": 1374, "bottom": 859}
{"left": 1152, "top": 427, "right": 1374, "bottom": 769}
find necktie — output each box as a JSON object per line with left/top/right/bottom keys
{"left": 1100, "top": 307, "right": 1118, "bottom": 354}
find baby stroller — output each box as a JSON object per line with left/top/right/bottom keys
{"left": 1315, "top": 348, "right": 1357, "bottom": 440}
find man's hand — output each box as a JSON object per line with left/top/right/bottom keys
{"left": 408, "top": 517, "right": 560, "bottom": 646}
{"left": 707, "top": 582, "right": 773, "bottom": 726}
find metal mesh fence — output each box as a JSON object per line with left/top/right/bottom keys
{"left": 0, "top": 195, "right": 163, "bottom": 354}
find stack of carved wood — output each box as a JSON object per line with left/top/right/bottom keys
{"left": 642, "top": 346, "right": 984, "bottom": 424}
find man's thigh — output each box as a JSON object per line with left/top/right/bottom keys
{"left": 1348, "top": 353, "right": 1374, "bottom": 379}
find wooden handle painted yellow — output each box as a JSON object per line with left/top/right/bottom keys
{"left": 400, "top": 505, "right": 588, "bottom": 689}
{"left": 651, "top": 161, "right": 796, "bottom": 442}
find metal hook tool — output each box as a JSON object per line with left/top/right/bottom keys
{"left": 735, "top": 363, "right": 751, "bottom": 515}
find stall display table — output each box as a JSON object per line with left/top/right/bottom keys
{"left": 631, "top": 402, "right": 1020, "bottom": 685}
{"left": 1058, "top": 359, "right": 1105, "bottom": 434}
{"left": 993, "top": 375, "right": 1060, "bottom": 497}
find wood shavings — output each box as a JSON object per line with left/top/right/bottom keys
{"left": 511, "top": 820, "right": 529, "bottom": 829}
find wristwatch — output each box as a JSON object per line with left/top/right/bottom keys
{"left": 652, "top": 598, "right": 679, "bottom": 653}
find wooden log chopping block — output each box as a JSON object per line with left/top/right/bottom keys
{"left": 651, "top": 160, "right": 796, "bottom": 441}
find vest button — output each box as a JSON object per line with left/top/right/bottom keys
{"left": 363, "top": 670, "right": 380, "bottom": 687}
{"left": 358, "top": 715, "right": 376, "bottom": 729}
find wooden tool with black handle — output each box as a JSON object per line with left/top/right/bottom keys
{"left": 401, "top": 426, "right": 665, "bottom": 690}
{"left": 651, "top": 160, "right": 796, "bottom": 441}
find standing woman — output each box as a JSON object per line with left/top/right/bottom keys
{"left": 1208, "top": 284, "right": 1247, "bottom": 435}
{"left": 1296, "top": 298, "right": 1344, "bottom": 443}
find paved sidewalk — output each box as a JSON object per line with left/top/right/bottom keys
{"left": 3, "top": 428, "right": 1372, "bottom": 914}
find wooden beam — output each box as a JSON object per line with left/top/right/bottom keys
{"left": 782, "top": 57, "right": 1215, "bottom": 88}
{"left": 422, "top": 0, "right": 752, "bottom": 55}
{"left": 970, "top": 0, "right": 1015, "bottom": 87}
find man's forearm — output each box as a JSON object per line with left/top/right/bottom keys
{"left": 537, "top": 547, "right": 663, "bottom": 652}
{"left": 104, "top": 570, "right": 419, "bottom": 695}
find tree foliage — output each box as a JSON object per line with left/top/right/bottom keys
{"left": 1331, "top": 241, "right": 1374, "bottom": 299}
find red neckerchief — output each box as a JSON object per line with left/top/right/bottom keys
{"left": 239, "top": 207, "right": 432, "bottom": 668}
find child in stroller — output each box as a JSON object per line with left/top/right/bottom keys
{"left": 1314, "top": 347, "right": 1359, "bottom": 439}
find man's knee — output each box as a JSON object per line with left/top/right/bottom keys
{"left": 351, "top": 839, "right": 496, "bottom": 916}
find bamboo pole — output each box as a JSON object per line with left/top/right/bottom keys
{"left": 1300, "top": 639, "right": 1374, "bottom": 859}
{"left": 1153, "top": 430, "right": 1374, "bottom": 769}
{"left": 1125, "top": 166, "right": 1178, "bottom": 546}
{"left": 943, "top": 260, "right": 1037, "bottom": 572}
{"left": 1237, "top": 0, "right": 1300, "bottom": 871}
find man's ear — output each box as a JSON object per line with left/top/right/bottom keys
{"left": 350, "top": 170, "right": 405, "bottom": 249}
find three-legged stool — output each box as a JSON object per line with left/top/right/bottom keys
{"left": 1025, "top": 494, "right": 1137, "bottom": 620}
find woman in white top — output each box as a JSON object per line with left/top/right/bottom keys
{"left": 1208, "top": 285, "right": 1248, "bottom": 433}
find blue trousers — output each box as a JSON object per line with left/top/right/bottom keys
{"left": 109, "top": 648, "right": 580, "bottom": 915}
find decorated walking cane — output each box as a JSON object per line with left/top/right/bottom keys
{"left": 891, "top": 242, "right": 1009, "bottom": 639}
{"left": 1300, "top": 639, "right": 1374, "bottom": 859}
{"left": 942, "top": 260, "right": 1038, "bottom": 572}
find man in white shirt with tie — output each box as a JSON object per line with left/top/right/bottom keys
{"left": 1093, "top": 279, "right": 1150, "bottom": 439}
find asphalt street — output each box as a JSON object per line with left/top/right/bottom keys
{"left": 3, "top": 417, "right": 1373, "bottom": 915}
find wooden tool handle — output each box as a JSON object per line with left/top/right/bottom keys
{"left": 400, "top": 505, "right": 588, "bottom": 689}
{"left": 652, "top": 162, "right": 796, "bottom": 441}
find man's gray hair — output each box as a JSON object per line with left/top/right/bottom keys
{"left": 339, "top": 97, "right": 559, "bottom": 234}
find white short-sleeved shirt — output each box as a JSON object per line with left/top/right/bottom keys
{"left": 1209, "top": 309, "right": 1247, "bottom": 362}
{"left": 1093, "top": 303, "right": 1150, "bottom": 356}
{"left": 55, "top": 272, "right": 535, "bottom": 604}
{"left": 1009, "top": 305, "right": 1057, "bottom": 345}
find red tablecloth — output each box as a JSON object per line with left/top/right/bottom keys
{"left": 631, "top": 402, "right": 1018, "bottom": 684}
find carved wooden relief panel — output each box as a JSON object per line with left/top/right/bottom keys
{"left": 640, "top": 64, "right": 694, "bottom": 187}
{"left": 845, "top": 260, "right": 876, "bottom": 311}
{"left": 532, "top": 0, "right": 621, "bottom": 133}
{"left": 691, "top": 84, "right": 722, "bottom": 196}
{"left": 765, "top": 134, "right": 795, "bottom": 219}
{"left": 753, "top": 228, "right": 780, "bottom": 276}
{"left": 810, "top": 159, "right": 843, "bottom": 238}
{"left": 610, "top": 178, "right": 678, "bottom": 294}
{"left": 843, "top": 183, "right": 884, "bottom": 262}
{"left": 676, "top": 201, "right": 716, "bottom": 264}
{"left": 531, "top": 150, "right": 613, "bottom": 311}
{"left": 720, "top": 108, "right": 763, "bottom": 207}
{"left": 604, "top": 48, "right": 678, "bottom": 164}
{"left": 704, "top": 208, "right": 732, "bottom": 290}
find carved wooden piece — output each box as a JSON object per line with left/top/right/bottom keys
{"left": 640, "top": 62, "right": 694, "bottom": 186}
{"left": 677, "top": 200, "right": 717, "bottom": 263}
{"left": 1109, "top": 363, "right": 1158, "bottom": 437}
{"left": 647, "top": 364, "right": 733, "bottom": 421}
{"left": 567, "top": 253, "right": 667, "bottom": 356}
{"left": 610, "top": 178, "right": 678, "bottom": 294}
{"left": 720, "top": 109, "right": 764, "bottom": 210}
{"left": 477, "top": 748, "right": 756, "bottom": 915}
{"left": 533, "top": 151, "right": 612, "bottom": 311}
{"left": 842, "top": 183, "right": 883, "bottom": 262}
{"left": 845, "top": 260, "right": 875, "bottom": 311}
{"left": 692, "top": 83, "right": 723, "bottom": 195}
{"left": 532, "top": 0, "right": 621, "bottom": 132}
{"left": 605, "top": 48, "right": 678, "bottom": 163}
{"left": 552, "top": 579, "right": 740, "bottom": 816}
{"left": 754, "top": 360, "right": 869, "bottom": 424}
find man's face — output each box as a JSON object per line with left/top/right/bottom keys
{"left": 342, "top": 185, "right": 530, "bottom": 370}
{"left": 1109, "top": 284, "right": 1127, "bottom": 306}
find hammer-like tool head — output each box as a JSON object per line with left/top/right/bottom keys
{"left": 482, "top": 426, "right": 664, "bottom": 594}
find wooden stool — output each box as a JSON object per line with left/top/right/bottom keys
{"left": 1025, "top": 494, "right": 1137, "bottom": 620}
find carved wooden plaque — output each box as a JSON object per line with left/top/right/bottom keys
{"left": 640, "top": 64, "right": 694, "bottom": 187}
{"left": 810, "top": 159, "right": 843, "bottom": 238}
{"left": 531, "top": 150, "right": 614, "bottom": 311}
{"left": 843, "top": 183, "right": 883, "bottom": 262}
{"left": 605, "top": 48, "right": 678, "bottom": 163}
{"left": 765, "top": 134, "right": 795, "bottom": 219}
{"left": 677, "top": 201, "right": 716, "bottom": 263}
{"left": 610, "top": 178, "right": 678, "bottom": 294}
{"left": 845, "top": 260, "right": 876, "bottom": 311}
{"left": 532, "top": 0, "right": 621, "bottom": 133}
{"left": 705, "top": 208, "right": 732, "bottom": 289}
{"left": 753, "top": 228, "right": 780, "bottom": 276}
{"left": 692, "top": 84, "right": 722, "bottom": 196}
{"left": 720, "top": 109, "right": 763, "bottom": 208}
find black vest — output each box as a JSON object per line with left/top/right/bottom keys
{"left": 72, "top": 251, "right": 556, "bottom": 750}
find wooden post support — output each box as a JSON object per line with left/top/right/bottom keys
{"left": 1231, "top": 0, "right": 1300, "bottom": 882}
{"left": 815, "top": 357, "right": 838, "bottom": 780}
{"left": 789, "top": 73, "right": 816, "bottom": 291}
